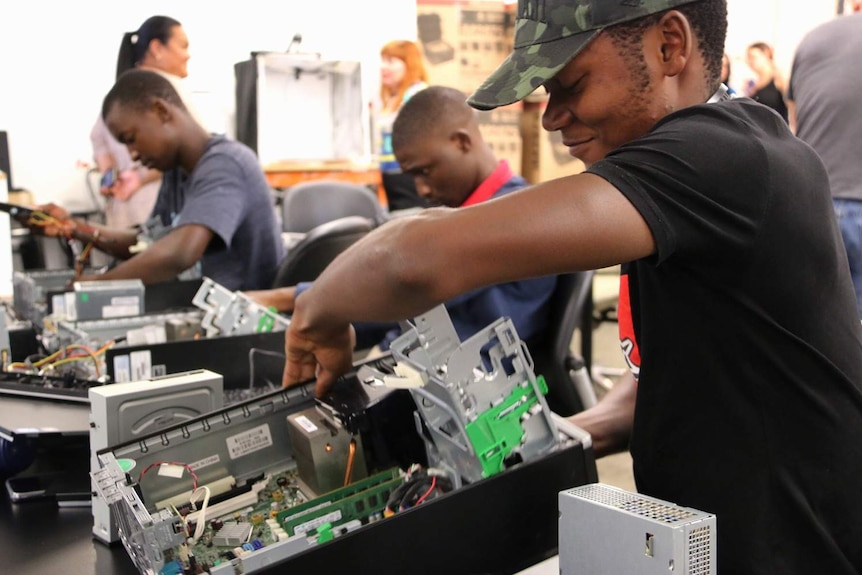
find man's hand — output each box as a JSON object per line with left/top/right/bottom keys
{"left": 568, "top": 370, "right": 637, "bottom": 458}
{"left": 245, "top": 287, "right": 297, "bottom": 313}
{"left": 282, "top": 316, "right": 356, "bottom": 397}
{"left": 111, "top": 169, "right": 142, "bottom": 201}
{"left": 31, "top": 203, "right": 75, "bottom": 237}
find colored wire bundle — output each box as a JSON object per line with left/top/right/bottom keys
{"left": 383, "top": 465, "right": 453, "bottom": 517}
{"left": 7, "top": 340, "right": 114, "bottom": 377}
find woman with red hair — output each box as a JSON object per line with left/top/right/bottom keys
{"left": 377, "top": 40, "right": 430, "bottom": 211}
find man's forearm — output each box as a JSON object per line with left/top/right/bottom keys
{"left": 568, "top": 370, "right": 636, "bottom": 458}
{"left": 86, "top": 244, "right": 192, "bottom": 285}
{"left": 81, "top": 224, "right": 211, "bottom": 285}
{"left": 70, "top": 220, "right": 138, "bottom": 259}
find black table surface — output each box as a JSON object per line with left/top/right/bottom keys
{"left": 0, "top": 492, "right": 138, "bottom": 575}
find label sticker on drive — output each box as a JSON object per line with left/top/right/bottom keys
{"left": 102, "top": 305, "right": 140, "bottom": 318}
{"left": 113, "top": 355, "right": 131, "bottom": 382}
{"left": 226, "top": 424, "right": 273, "bottom": 459}
{"left": 130, "top": 350, "right": 152, "bottom": 381}
{"left": 294, "top": 415, "right": 318, "bottom": 433}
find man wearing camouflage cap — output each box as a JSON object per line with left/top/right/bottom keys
{"left": 282, "top": 1, "right": 862, "bottom": 572}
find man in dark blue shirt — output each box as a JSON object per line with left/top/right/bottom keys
{"left": 248, "top": 86, "right": 556, "bottom": 348}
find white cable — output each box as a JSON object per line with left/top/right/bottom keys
{"left": 187, "top": 486, "right": 211, "bottom": 544}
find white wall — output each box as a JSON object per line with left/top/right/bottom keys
{"left": 0, "top": 0, "right": 840, "bottom": 212}
{"left": 0, "top": 0, "right": 417, "bottom": 210}
{"left": 725, "top": 0, "right": 836, "bottom": 92}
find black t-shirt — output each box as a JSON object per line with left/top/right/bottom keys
{"left": 588, "top": 99, "right": 862, "bottom": 574}
{"left": 752, "top": 79, "right": 789, "bottom": 123}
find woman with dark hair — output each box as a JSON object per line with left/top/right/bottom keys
{"left": 114, "top": 15, "right": 187, "bottom": 78}
{"left": 745, "top": 41, "right": 788, "bottom": 123}
{"left": 377, "top": 40, "right": 431, "bottom": 211}
{"left": 89, "top": 16, "right": 200, "bottom": 231}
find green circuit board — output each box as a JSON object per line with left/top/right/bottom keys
{"left": 154, "top": 467, "right": 405, "bottom": 574}
{"left": 158, "top": 468, "right": 305, "bottom": 573}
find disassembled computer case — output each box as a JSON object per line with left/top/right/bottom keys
{"left": 92, "top": 305, "right": 598, "bottom": 575}
{"left": 372, "top": 305, "right": 560, "bottom": 484}
{"left": 559, "top": 483, "right": 716, "bottom": 575}
{"left": 192, "top": 276, "right": 288, "bottom": 337}
{"left": 12, "top": 268, "right": 85, "bottom": 324}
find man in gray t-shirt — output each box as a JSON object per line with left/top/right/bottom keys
{"left": 788, "top": 2, "right": 862, "bottom": 315}
{"left": 29, "top": 69, "right": 283, "bottom": 291}
{"left": 153, "top": 134, "right": 283, "bottom": 290}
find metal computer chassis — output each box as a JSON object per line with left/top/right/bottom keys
{"left": 93, "top": 359, "right": 597, "bottom": 575}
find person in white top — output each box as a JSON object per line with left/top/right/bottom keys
{"left": 90, "top": 15, "right": 202, "bottom": 231}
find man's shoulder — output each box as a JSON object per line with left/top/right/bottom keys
{"left": 205, "top": 135, "right": 257, "bottom": 159}
{"left": 198, "top": 136, "right": 263, "bottom": 174}
{"left": 656, "top": 99, "right": 771, "bottom": 138}
{"left": 801, "top": 13, "right": 862, "bottom": 48}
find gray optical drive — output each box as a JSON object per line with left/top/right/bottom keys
{"left": 559, "top": 483, "right": 716, "bottom": 575}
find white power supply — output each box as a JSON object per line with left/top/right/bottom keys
{"left": 559, "top": 483, "right": 716, "bottom": 575}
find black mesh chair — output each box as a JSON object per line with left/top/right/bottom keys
{"left": 281, "top": 181, "right": 386, "bottom": 234}
{"left": 272, "top": 216, "right": 375, "bottom": 288}
{"left": 529, "top": 270, "right": 597, "bottom": 417}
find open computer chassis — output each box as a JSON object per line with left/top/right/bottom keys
{"left": 92, "top": 306, "right": 598, "bottom": 575}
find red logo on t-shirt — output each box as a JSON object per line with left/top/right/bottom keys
{"left": 618, "top": 271, "right": 641, "bottom": 380}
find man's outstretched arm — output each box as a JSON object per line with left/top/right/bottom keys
{"left": 284, "top": 173, "right": 655, "bottom": 395}
{"left": 79, "top": 224, "right": 213, "bottom": 285}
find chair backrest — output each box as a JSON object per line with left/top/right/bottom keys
{"left": 272, "top": 216, "right": 375, "bottom": 288}
{"left": 529, "top": 270, "right": 596, "bottom": 416}
{"left": 282, "top": 180, "right": 385, "bottom": 233}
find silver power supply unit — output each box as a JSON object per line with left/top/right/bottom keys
{"left": 559, "top": 483, "right": 716, "bottom": 575}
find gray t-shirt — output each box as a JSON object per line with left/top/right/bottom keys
{"left": 788, "top": 12, "right": 862, "bottom": 200}
{"left": 152, "top": 135, "right": 284, "bottom": 290}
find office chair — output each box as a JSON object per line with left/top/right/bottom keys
{"left": 281, "top": 180, "right": 386, "bottom": 234}
{"left": 272, "top": 216, "right": 375, "bottom": 287}
{"left": 529, "top": 270, "right": 598, "bottom": 417}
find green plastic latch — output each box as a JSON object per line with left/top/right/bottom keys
{"left": 464, "top": 375, "right": 549, "bottom": 478}
{"left": 255, "top": 309, "right": 278, "bottom": 333}
{"left": 316, "top": 522, "right": 334, "bottom": 544}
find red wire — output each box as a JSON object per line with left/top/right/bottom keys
{"left": 415, "top": 476, "right": 437, "bottom": 506}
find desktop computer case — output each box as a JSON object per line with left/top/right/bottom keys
{"left": 95, "top": 370, "right": 597, "bottom": 575}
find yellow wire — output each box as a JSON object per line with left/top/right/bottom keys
{"left": 30, "top": 341, "right": 114, "bottom": 377}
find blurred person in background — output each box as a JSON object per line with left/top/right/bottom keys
{"left": 787, "top": 0, "right": 862, "bottom": 316}
{"left": 376, "top": 40, "right": 431, "bottom": 212}
{"left": 90, "top": 15, "right": 204, "bottom": 231}
{"left": 744, "top": 41, "right": 788, "bottom": 123}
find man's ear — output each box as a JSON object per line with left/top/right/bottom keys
{"left": 654, "top": 10, "right": 692, "bottom": 77}
{"left": 452, "top": 129, "right": 472, "bottom": 152}
{"left": 151, "top": 98, "right": 173, "bottom": 123}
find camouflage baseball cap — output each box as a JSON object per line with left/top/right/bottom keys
{"left": 467, "top": 0, "right": 701, "bottom": 110}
